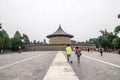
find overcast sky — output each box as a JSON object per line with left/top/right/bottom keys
{"left": 0, "top": 0, "right": 120, "bottom": 42}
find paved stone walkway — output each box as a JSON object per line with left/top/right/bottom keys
{"left": 43, "top": 51, "right": 79, "bottom": 80}
{"left": 0, "top": 51, "right": 120, "bottom": 80}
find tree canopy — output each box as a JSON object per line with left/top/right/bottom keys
{"left": 0, "top": 24, "right": 30, "bottom": 52}
{"left": 114, "top": 25, "right": 120, "bottom": 35}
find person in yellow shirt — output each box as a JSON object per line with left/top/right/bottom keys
{"left": 66, "top": 44, "right": 72, "bottom": 63}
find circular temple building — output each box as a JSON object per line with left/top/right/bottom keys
{"left": 25, "top": 25, "right": 96, "bottom": 51}
{"left": 47, "top": 25, "right": 73, "bottom": 44}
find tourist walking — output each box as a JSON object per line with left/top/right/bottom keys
{"left": 99, "top": 47, "right": 103, "bottom": 56}
{"left": 18, "top": 46, "right": 21, "bottom": 54}
{"left": 87, "top": 48, "right": 90, "bottom": 52}
{"left": 75, "top": 47, "right": 82, "bottom": 63}
{"left": 66, "top": 44, "right": 72, "bottom": 63}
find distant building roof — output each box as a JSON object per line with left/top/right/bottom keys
{"left": 47, "top": 25, "right": 74, "bottom": 38}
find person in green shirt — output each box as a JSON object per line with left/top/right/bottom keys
{"left": 66, "top": 44, "right": 72, "bottom": 63}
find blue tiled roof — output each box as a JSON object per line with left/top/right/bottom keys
{"left": 47, "top": 25, "right": 73, "bottom": 38}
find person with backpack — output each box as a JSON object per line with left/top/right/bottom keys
{"left": 66, "top": 44, "right": 72, "bottom": 63}
{"left": 75, "top": 47, "right": 82, "bottom": 63}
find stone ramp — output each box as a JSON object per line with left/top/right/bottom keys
{"left": 43, "top": 51, "right": 79, "bottom": 80}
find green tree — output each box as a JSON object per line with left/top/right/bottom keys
{"left": 112, "top": 37, "right": 120, "bottom": 49}
{"left": 98, "top": 29, "right": 116, "bottom": 50}
{"left": 3, "top": 30, "right": 12, "bottom": 50}
{"left": 0, "top": 30, "right": 4, "bottom": 51}
{"left": 0, "top": 30, "right": 11, "bottom": 52}
{"left": 113, "top": 25, "right": 120, "bottom": 49}
{"left": 114, "top": 25, "right": 120, "bottom": 35}
{"left": 37, "top": 41, "right": 40, "bottom": 44}
{"left": 71, "top": 40, "right": 77, "bottom": 44}
{"left": 89, "top": 38, "right": 99, "bottom": 47}
{"left": 106, "top": 32, "right": 117, "bottom": 49}
{"left": 118, "top": 14, "right": 120, "bottom": 18}
{"left": 33, "top": 40, "right": 36, "bottom": 44}
{"left": 14, "top": 31, "right": 22, "bottom": 39}
{"left": 11, "top": 31, "right": 24, "bottom": 51}
{"left": 22, "top": 34, "right": 30, "bottom": 45}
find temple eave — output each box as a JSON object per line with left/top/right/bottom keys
{"left": 47, "top": 34, "right": 73, "bottom": 38}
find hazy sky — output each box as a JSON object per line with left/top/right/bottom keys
{"left": 0, "top": 0, "right": 120, "bottom": 42}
